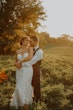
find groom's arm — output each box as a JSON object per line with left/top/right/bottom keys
{"left": 22, "top": 49, "right": 43, "bottom": 67}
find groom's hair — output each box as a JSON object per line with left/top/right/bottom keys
{"left": 30, "top": 36, "right": 39, "bottom": 42}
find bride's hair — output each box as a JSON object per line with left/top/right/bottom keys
{"left": 20, "top": 36, "right": 30, "bottom": 45}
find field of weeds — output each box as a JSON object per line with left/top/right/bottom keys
{"left": 0, "top": 46, "right": 73, "bottom": 110}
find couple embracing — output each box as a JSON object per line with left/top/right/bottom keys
{"left": 10, "top": 36, "right": 43, "bottom": 110}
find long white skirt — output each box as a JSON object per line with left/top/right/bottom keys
{"left": 10, "top": 66, "right": 33, "bottom": 109}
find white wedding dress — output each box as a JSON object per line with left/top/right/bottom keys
{"left": 10, "top": 53, "right": 33, "bottom": 109}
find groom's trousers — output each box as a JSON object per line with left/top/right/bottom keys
{"left": 32, "top": 61, "right": 41, "bottom": 103}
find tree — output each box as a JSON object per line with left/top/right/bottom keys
{"left": 0, "top": 0, "right": 46, "bottom": 54}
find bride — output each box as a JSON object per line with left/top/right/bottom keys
{"left": 10, "top": 36, "right": 34, "bottom": 110}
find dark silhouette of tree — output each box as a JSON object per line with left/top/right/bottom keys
{"left": 0, "top": 0, "right": 46, "bottom": 54}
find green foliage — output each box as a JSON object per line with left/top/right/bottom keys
{"left": 0, "top": 0, "right": 45, "bottom": 35}
{"left": 0, "top": 46, "right": 73, "bottom": 110}
{"left": 37, "top": 32, "right": 50, "bottom": 48}
{"left": 37, "top": 32, "right": 73, "bottom": 50}
{"left": 0, "top": 0, "right": 46, "bottom": 54}
{"left": 41, "top": 46, "right": 73, "bottom": 110}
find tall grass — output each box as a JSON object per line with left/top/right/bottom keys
{"left": 0, "top": 46, "right": 73, "bottom": 110}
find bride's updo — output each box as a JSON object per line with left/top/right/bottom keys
{"left": 20, "top": 36, "right": 30, "bottom": 46}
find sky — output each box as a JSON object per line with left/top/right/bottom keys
{"left": 38, "top": 0, "right": 73, "bottom": 37}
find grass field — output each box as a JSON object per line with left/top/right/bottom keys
{"left": 0, "top": 46, "right": 73, "bottom": 110}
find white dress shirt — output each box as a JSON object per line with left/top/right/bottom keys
{"left": 22, "top": 46, "right": 43, "bottom": 67}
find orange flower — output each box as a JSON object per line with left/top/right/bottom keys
{"left": 0, "top": 70, "right": 8, "bottom": 83}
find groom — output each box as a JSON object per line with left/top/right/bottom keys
{"left": 19, "top": 36, "right": 43, "bottom": 103}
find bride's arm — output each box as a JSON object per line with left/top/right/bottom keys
{"left": 19, "top": 47, "right": 34, "bottom": 63}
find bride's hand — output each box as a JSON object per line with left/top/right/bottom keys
{"left": 16, "top": 62, "right": 22, "bottom": 69}
{"left": 14, "top": 62, "right": 22, "bottom": 69}
{"left": 14, "top": 63, "right": 17, "bottom": 67}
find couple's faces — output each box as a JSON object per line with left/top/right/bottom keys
{"left": 22, "top": 38, "right": 34, "bottom": 46}
{"left": 22, "top": 38, "right": 30, "bottom": 46}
